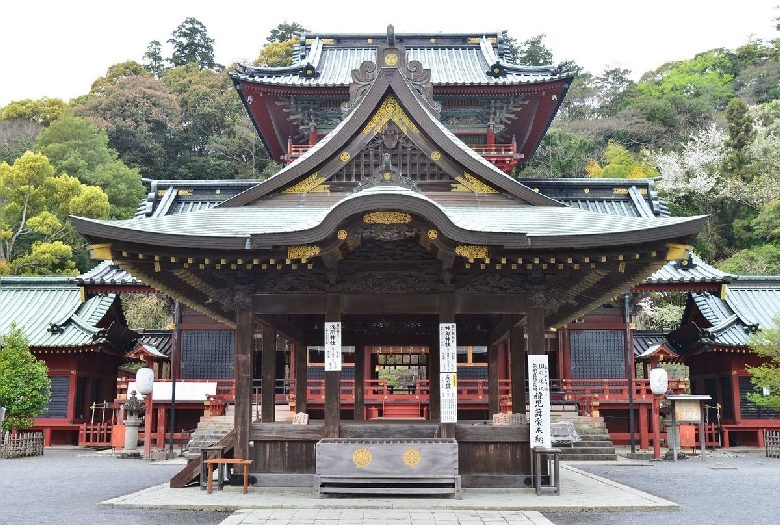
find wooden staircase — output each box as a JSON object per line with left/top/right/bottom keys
{"left": 169, "top": 429, "right": 235, "bottom": 488}
{"left": 551, "top": 413, "right": 617, "bottom": 461}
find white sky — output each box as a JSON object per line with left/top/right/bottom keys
{"left": 1, "top": 0, "right": 778, "bottom": 107}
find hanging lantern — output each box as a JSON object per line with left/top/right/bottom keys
{"left": 649, "top": 367, "right": 668, "bottom": 395}
{"left": 136, "top": 367, "right": 154, "bottom": 396}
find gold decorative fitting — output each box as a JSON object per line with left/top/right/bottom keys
{"left": 215, "top": 189, "right": 221, "bottom": 195}
{"left": 339, "top": 152, "right": 350, "bottom": 162}
{"left": 612, "top": 187, "right": 629, "bottom": 195}
{"left": 282, "top": 172, "right": 327, "bottom": 194}
{"left": 453, "top": 172, "right": 498, "bottom": 194}
{"left": 363, "top": 211, "right": 412, "bottom": 224}
{"left": 427, "top": 230, "right": 438, "bottom": 239}
{"left": 403, "top": 448, "right": 421, "bottom": 467}
{"left": 88, "top": 243, "right": 112, "bottom": 260}
{"left": 430, "top": 151, "right": 441, "bottom": 161}
{"left": 468, "top": 37, "right": 481, "bottom": 44}
{"left": 362, "top": 96, "right": 419, "bottom": 135}
{"left": 455, "top": 245, "right": 488, "bottom": 259}
{"left": 583, "top": 188, "right": 590, "bottom": 194}
{"left": 367, "top": 38, "right": 373, "bottom": 44}
{"left": 384, "top": 53, "right": 399, "bottom": 66}
{"left": 177, "top": 189, "right": 193, "bottom": 196}
{"left": 337, "top": 230, "right": 348, "bottom": 240}
{"left": 322, "top": 38, "right": 334, "bottom": 44}
{"left": 429, "top": 38, "right": 436, "bottom": 44}
{"left": 352, "top": 447, "right": 372, "bottom": 468}
{"left": 383, "top": 171, "right": 392, "bottom": 180}
{"left": 288, "top": 245, "right": 320, "bottom": 260}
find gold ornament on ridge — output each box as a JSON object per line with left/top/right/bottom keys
{"left": 362, "top": 96, "right": 419, "bottom": 135}
{"left": 363, "top": 211, "right": 412, "bottom": 224}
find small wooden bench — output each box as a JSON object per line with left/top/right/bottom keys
{"left": 204, "top": 458, "right": 253, "bottom": 494}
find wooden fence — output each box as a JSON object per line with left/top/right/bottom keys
{"left": 765, "top": 429, "right": 780, "bottom": 458}
{"left": 0, "top": 430, "right": 45, "bottom": 458}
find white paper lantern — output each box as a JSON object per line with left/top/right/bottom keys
{"left": 136, "top": 367, "right": 154, "bottom": 396}
{"left": 649, "top": 367, "right": 668, "bottom": 395}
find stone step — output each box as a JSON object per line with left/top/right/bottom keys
{"left": 558, "top": 451, "right": 617, "bottom": 460}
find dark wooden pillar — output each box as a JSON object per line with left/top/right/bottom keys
{"left": 234, "top": 307, "right": 254, "bottom": 460}
{"left": 510, "top": 324, "right": 526, "bottom": 415}
{"left": 294, "top": 342, "right": 307, "bottom": 414}
{"left": 428, "top": 335, "right": 440, "bottom": 422}
{"left": 354, "top": 339, "right": 365, "bottom": 420}
{"left": 324, "top": 294, "right": 341, "bottom": 438}
{"left": 488, "top": 343, "right": 500, "bottom": 416}
{"left": 261, "top": 323, "right": 276, "bottom": 423}
{"left": 527, "top": 306, "right": 545, "bottom": 356}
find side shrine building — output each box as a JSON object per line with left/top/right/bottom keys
{"left": 72, "top": 27, "right": 705, "bottom": 487}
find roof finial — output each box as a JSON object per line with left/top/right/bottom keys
{"left": 387, "top": 24, "right": 395, "bottom": 46}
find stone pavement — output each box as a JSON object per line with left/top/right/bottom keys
{"left": 100, "top": 455, "right": 677, "bottom": 526}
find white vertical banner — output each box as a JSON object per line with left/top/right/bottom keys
{"left": 439, "top": 323, "right": 457, "bottom": 373}
{"left": 439, "top": 323, "right": 457, "bottom": 423}
{"left": 324, "top": 322, "right": 342, "bottom": 371}
{"left": 528, "top": 354, "right": 551, "bottom": 448}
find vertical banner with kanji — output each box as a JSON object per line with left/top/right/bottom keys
{"left": 439, "top": 323, "right": 457, "bottom": 423}
{"left": 324, "top": 322, "right": 342, "bottom": 371}
{"left": 528, "top": 354, "right": 551, "bottom": 448}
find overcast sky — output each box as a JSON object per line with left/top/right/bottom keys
{"left": 1, "top": 0, "right": 778, "bottom": 107}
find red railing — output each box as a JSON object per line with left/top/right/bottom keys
{"left": 119, "top": 376, "right": 690, "bottom": 413}
{"left": 282, "top": 144, "right": 519, "bottom": 169}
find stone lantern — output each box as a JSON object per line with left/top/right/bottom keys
{"left": 121, "top": 390, "right": 144, "bottom": 457}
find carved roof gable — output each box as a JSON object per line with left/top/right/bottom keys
{"left": 220, "top": 55, "right": 561, "bottom": 209}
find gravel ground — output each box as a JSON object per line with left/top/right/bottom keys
{"left": 546, "top": 449, "right": 780, "bottom": 526}
{"left": 0, "top": 447, "right": 227, "bottom": 525}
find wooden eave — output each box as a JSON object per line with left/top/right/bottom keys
{"left": 221, "top": 67, "right": 562, "bottom": 208}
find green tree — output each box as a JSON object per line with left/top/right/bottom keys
{"left": 90, "top": 61, "right": 151, "bottom": 96}
{"left": 717, "top": 244, "right": 780, "bottom": 275}
{"left": 167, "top": 17, "right": 222, "bottom": 70}
{"left": 143, "top": 40, "right": 166, "bottom": 79}
{"left": 1, "top": 98, "right": 67, "bottom": 126}
{"left": 518, "top": 129, "right": 598, "bottom": 178}
{"left": 35, "top": 115, "right": 145, "bottom": 219}
{"left": 254, "top": 39, "right": 297, "bottom": 67}
{"left": 161, "top": 63, "right": 271, "bottom": 179}
{"left": 0, "top": 324, "right": 51, "bottom": 431}
{"left": 722, "top": 98, "right": 756, "bottom": 181}
{"left": 266, "top": 21, "right": 308, "bottom": 43}
{"left": 0, "top": 152, "right": 109, "bottom": 275}
{"left": 122, "top": 293, "right": 173, "bottom": 330}
{"left": 514, "top": 34, "right": 553, "bottom": 66}
{"left": 73, "top": 75, "right": 181, "bottom": 181}
{"left": 745, "top": 316, "right": 780, "bottom": 412}
{"left": 635, "top": 50, "right": 735, "bottom": 109}
{"left": 585, "top": 140, "right": 658, "bottom": 179}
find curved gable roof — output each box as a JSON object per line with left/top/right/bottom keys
{"left": 221, "top": 66, "right": 562, "bottom": 208}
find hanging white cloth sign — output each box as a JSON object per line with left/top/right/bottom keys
{"left": 324, "top": 322, "right": 342, "bottom": 371}
{"left": 528, "top": 354, "right": 551, "bottom": 448}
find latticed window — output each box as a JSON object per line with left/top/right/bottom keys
{"left": 570, "top": 330, "right": 626, "bottom": 380}
{"left": 181, "top": 330, "right": 235, "bottom": 379}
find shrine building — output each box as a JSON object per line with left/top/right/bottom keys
{"left": 71, "top": 26, "right": 705, "bottom": 488}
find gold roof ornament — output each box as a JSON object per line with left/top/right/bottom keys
{"left": 363, "top": 211, "right": 412, "bottom": 224}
